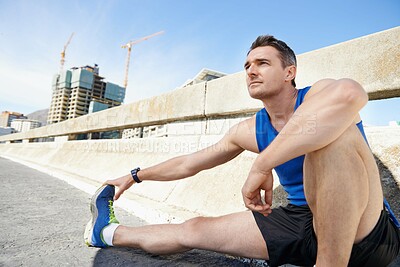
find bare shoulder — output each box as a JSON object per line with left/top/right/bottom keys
{"left": 226, "top": 115, "right": 259, "bottom": 153}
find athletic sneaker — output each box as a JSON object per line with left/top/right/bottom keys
{"left": 84, "top": 185, "right": 119, "bottom": 247}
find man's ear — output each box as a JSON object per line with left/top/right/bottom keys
{"left": 285, "top": 65, "right": 296, "bottom": 83}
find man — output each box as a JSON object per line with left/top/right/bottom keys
{"left": 84, "top": 35, "right": 400, "bottom": 267}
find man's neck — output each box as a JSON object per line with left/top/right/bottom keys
{"left": 262, "top": 86, "right": 298, "bottom": 131}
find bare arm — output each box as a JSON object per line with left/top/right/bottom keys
{"left": 108, "top": 118, "right": 256, "bottom": 200}
{"left": 137, "top": 133, "right": 245, "bottom": 182}
{"left": 242, "top": 79, "right": 368, "bottom": 213}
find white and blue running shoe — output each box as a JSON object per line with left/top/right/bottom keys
{"left": 84, "top": 185, "right": 119, "bottom": 247}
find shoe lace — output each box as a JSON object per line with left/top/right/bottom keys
{"left": 108, "top": 199, "right": 119, "bottom": 223}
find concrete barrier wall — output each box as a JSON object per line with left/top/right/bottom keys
{"left": 0, "top": 127, "right": 399, "bottom": 220}
{"left": 0, "top": 82, "right": 207, "bottom": 141}
{"left": 0, "top": 27, "right": 399, "bottom": 142}
{"left": 365, "top": 127, "right": 400, "bottom": 186}
{"left": 0, "top": 135, "right": 257, "bottom": 218}
{"left": 296, "top": 27, "right": 400, "bottom": 99}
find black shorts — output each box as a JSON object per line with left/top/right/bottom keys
{"left": 252, "top": 204, "right": 400, "bottom": 267}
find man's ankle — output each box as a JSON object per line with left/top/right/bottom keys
{"left": 102, "top": 223, "right": 120, "bottom": 246}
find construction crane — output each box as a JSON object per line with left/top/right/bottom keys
{"left": 60, "top": 32, "right": 74, "bottom": 74}
{"left": 121, "top": 31, "right": 164, "bottom": 89}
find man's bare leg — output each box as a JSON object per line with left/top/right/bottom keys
{"left": 113, "top": 211, "right": 269, "bottom": 259}
{"left": 304, "top": 124, "right": 383, "bottom": 267}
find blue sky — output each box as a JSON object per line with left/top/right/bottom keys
{"left": 0, "top": 0, "right": 399, "bottom": 125}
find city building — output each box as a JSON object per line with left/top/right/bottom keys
{"left": 47, "top": 64, "right": 125, "bottom": 124}
{"left": 10, "top": 119, "right": 41, "bottom": 132}
{"left": 0, "top": 111, "right": 27, "bottom": 127}
{"left": 181, "top": 68, "right": 226, "bottom": 88}
{"left": 0, "top": 127, "right": 16, "bottom": 136}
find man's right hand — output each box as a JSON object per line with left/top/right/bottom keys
{"left": 104, "top": 174, "right": 135, "bottom": 200}
{"left": 242, "top": 168, "right": 273, "bottom": 216}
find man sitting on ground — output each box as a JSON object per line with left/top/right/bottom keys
{"left": 85, "top": 35, "right": 400, "bottom": 267}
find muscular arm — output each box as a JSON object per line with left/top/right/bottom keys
{"left": 108, "top": 118, "right": 257, "bottom": 200}
{"left": 256, "top": 79, "right": 367, "bottom": 169}
{"left": 138, "top": 132, "right": 245, "bottom": 182}
{"left": 242, "top": 79, "right": 368, "bottom": 212}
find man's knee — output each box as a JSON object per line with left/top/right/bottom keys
{"left": 180, "top": 216, "right": 208, "bottom": 248}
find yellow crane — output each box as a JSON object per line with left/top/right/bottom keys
{"left": 60, "top": 32, "right": 75, "bottom": 74}
{"left": 121, "top": 31, "right": 164, "bottom": 89}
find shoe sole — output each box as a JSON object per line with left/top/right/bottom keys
{"left": 84, "top": 185, "right": 108, "bottom": 247}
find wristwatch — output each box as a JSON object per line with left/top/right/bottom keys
{"left": 130, "top": 167, "right": 142, "bottom": 183}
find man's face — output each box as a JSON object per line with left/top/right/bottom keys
{"left": 244, "top": 46, "right": 288, "bottom": 100}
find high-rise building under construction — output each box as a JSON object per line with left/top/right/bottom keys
{"left": 47, "top": 65, "right": 125, "bottom": 124}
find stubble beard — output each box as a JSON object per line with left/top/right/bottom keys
{"left": 248, "top": 83, "right": 278, "bottom": 100}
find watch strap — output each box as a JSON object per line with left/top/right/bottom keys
{"left": 130, "top": 167, "right": 142, "bottom": 183}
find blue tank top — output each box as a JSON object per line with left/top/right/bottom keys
{"left": 255, "top": 86, "right": 311, "bottom": 205}
{"left": 255, "top": 86, "right": 400, "bottom": 227}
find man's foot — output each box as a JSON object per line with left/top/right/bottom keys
{"left": 84, "top": 185, "right": 119, "bottom": 247}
